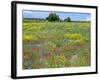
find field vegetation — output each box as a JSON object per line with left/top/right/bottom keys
{"left": 22, "top": 13, "right": 91, "bottom": 69}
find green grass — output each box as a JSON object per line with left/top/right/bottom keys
{"left": 22, "top": 21, "right": 91, "bottom": 69}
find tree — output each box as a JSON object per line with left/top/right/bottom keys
{"left": 64, "top": 17, "right": 71, "bottom": 22}
{"left": 46, "top": 13, "right": 60, "bottom": 21}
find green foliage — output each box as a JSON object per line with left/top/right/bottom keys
{"left": 43, "top": 53, "right": 70, "bottom": 68}
{"left": 44, "top": 41, "right": 57, "bottom": 50}
{"left": 23, "top": 47, "right": 40, "bottom": 69}
{"left": 64, "top": 17, "right": 71, "bottom": 22}
{"left": 46, "top": 13, "right": 60, "bottom": 21}
{"left": 22, "top": 20, "right": 91, "bottom": 69}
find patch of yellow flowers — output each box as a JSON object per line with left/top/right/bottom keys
{"left": 64, "top": 33, "right": 88, "bottom": 44}
{"left": 65, "top": 33, "right": 81, "bottom": 40}
{"left": 23, "top": 35, "right": 38, "bottom": 42}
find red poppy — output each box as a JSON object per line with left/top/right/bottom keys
{"left": 32, "top": 48, "right": 40, "bottom": 52}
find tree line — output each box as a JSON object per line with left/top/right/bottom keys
{"left": 24, "top": 13, "right": 71, "bottom": 22}
{"left": 46, "top": 13, "right": 71, "bottom": 22}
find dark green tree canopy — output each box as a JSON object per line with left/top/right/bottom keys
{"left": 46, "top": 13, "right": 60, "bottom": 21}
{"left": 64, "top": 17, "right": 71, "bottom": 22}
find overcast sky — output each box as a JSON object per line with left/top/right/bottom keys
{"left": 23, "top": 10, "right": 91, "bottom": 21}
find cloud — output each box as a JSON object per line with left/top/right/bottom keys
{"left": 86, "top": 17, "right": 91, "bottom": 21}
{"left": 23, "top": 10, "right": 49, "bottom": 18}
{"left": 23, "top": 11, "right": 33, "bottom": 14}
{"left": 23, "top": 11, "right": 34, "bottom": 18}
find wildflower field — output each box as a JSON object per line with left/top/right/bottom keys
{"left": 22, "top": 21, "right": 91, "bottom": 69}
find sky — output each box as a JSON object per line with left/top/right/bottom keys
{"left": 23, "top": 10, "right": 91, "bottom": 21}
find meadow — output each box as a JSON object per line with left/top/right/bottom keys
{"left": 22, "top": 20, "right": 91, "bottom": 69}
